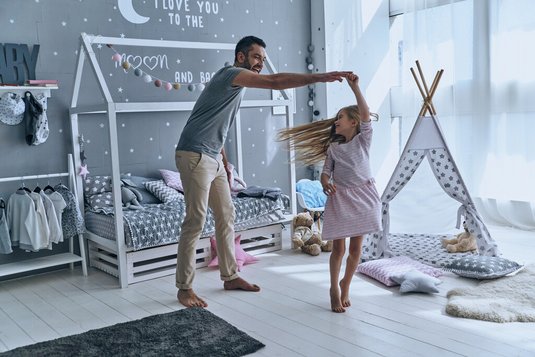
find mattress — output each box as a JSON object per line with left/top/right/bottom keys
{"left": 383, "top": 233, "right": 478, "bottom": 268}
{"left": 85, "top": 195, "right": 290, "bottom": 251}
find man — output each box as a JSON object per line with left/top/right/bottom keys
{"left": 175, "top": 35, "right": 351, "bottom": 308}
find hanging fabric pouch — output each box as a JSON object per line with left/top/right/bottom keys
{"left": 23, "top": 91, "right": 49, "bottom": 146}
{"left": 0, "top": 92, "right": 25, "bottom": 125}
{"left": 33, "top": 93, "right": 49, "bottom": 145}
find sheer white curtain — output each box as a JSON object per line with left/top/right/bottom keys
{"left": 390, "top": 0, "right": 535, "bottom": 232}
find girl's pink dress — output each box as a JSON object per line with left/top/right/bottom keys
{"left": 321, "top": 121, "right": 381, "bottom": 240}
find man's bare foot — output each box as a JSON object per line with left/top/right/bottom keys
{"left": 339, "top": 279, "right": 351, "bottom": 308}
{"left": 177, "top": 289, "right": 208, "bottom": 308}
{"left": 330, "top": 287, "right": 345, "bottom": 313}
{"left": 223, "top": 277, "right": 260, "bottom": 292}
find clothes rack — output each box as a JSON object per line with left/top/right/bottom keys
{"left": 0, "top": 154, "right": 88, "bottom": 279}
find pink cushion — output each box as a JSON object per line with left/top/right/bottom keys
{"left": 208, "top": 235, "right": 258, "bottom": 271}
{"left": 357, "top": 256, "right": 443, "bottom": 287}
{"left": 159, "top": 169, "right": 183, "bottom": 192}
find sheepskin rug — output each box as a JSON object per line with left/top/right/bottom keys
{"left": 446, "top": 265, "right": 535, "bottom": 323}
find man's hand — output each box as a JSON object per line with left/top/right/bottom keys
{"left": 225, "top": 164, "right": 232, "bottom": 189}
{"left": 320, "top": 71, "right": 354, "bottom": 83}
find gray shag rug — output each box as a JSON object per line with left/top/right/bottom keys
{"left": 1, "top": 307, "right": 265, "bottom": 356}
{"left": 446, "top": 265, "right": 535, "bottom": 323}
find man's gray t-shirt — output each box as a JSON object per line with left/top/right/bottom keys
{"left": 176, "top": 65, "right": 246, "bottom": 158}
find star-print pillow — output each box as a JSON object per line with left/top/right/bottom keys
{"left": 444, "top": 255, "right": 523, "bottom": 279}
{"left": 208, "top": 235, "right": 258, "bottom": 271}
{"left": 84, "top": 175, "right": 112, "bottom": 197}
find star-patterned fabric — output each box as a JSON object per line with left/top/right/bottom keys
{"left": 363, "top": 146, "right": 499, "bottom": 262}
{"left": 85, "top": 195, "right": 289, "bottom": 250}
{"left": 364, "top": 232, "right": 478, "bottom": 268}
{"left": 444, "top": 255, "right": 522, "bottom": 279}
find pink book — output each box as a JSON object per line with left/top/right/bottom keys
{"left": 26, "top": 79, "right": 59, "bottom": 85}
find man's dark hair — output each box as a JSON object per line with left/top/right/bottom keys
{"left": 234, "top": 36, "right": 266, "bottom": 62}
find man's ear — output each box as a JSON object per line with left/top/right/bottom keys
{"left": 236, "top": 51, "right": 246, "bottom": 64}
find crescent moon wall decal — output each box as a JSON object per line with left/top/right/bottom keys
{"left": 118, "top": 0, "right": 150, "bottom": 24}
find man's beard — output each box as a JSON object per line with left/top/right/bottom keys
{"left": 242, "top": 57, "right": 260, "bottom": 73}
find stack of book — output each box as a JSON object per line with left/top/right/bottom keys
{"left": 25, "top": 79, "right": 59, "bottom": 87}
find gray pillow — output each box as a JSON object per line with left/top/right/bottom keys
{"left": 121, "top": 174, "right": 161, "bottom": 204}
{"left": 86, "top": 192, "right": 114, "bottom": 210}
{"left": 444, "top": 255, "right": 523, "bottom": 279}
{"left": 84, "top": 175, "right": 112, "bottom": 197}
{"left": 391, "top": 270, "right": 442, "bottom": 293}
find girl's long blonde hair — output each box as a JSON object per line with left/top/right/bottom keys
{"left": 277, "top": 105, "right": 377, "bottom": 166}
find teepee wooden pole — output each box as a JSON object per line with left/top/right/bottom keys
{"left": 410, "top": 67, "right": 431, "bottom": 116}
{"left": 412, "top": 62, "right": 444, "bottom": 117}
{"left": 416, "top": 60, "right": 438, "bottom": 116}
{"left": 425, "top": 69, "right": 444, "bottom": 116}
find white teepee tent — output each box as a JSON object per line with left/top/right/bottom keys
{"left": 362, "top": 61, "right": 499, "bottom": 266}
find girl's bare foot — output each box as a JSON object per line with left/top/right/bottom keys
{"left": 339, "top": 279, "right": 351, "bottom": 308}
{"left": 330, "top": 287, "right": 345, "bottom": 313}
{"left": 177, "top": 289, "right": 208, "bottom": 308}
{"left": 223, "top": 277, "right": 260, "bottom": 291}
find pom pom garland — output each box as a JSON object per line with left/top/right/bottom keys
{"left": 142, "top": 74, "right": 152, "bottom": 83}
{"left": 107, "top": 43, "right": 210, "bottom": 93}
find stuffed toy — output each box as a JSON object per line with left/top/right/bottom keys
{"left": 292, "top": 212, "right": 332, "bottom": 256}
{"left": 441, "top": 221, "right": 477, "bottom": 253}
{"left": 120, "top": 178, "right": 143, "bottom": 210}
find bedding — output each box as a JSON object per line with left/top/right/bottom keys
{"left": 85, "top": 195, "right": 290, "bottom": 250}
{"left": 363, "top": 232, "right": 478, "bottom": 268}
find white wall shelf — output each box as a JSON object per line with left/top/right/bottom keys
{"left": 0, "top": 86, "right": 58, "bottom": 98}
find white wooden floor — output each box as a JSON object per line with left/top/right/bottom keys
{"left": 1, "top": 225, "right": 534, "bottom": 356}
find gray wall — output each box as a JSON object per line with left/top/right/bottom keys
{"left": 0, "top": 0, "right": 313, "bottom": 265}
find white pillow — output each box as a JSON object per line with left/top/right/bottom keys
{"left": 391, "top": 270, "right": 442, "bottom": 293}
{"left": 144, "top": 180, "right": 183, "bottom": 203}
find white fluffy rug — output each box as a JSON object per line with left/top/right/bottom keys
{"left": 446, "top": 265, "right": 535, "bottom": 323}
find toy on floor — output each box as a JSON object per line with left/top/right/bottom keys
{"left": 292, "top": 212, "right": 332, "bottom": 256}
{"left": 441, "top": 221, "right": 477, "bottom": 253}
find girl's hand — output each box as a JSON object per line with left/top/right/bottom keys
{"left": 322, "top": 183, "right": 336, "bottom": 196}
{"left": 346, "top": 73, "right": 359, "bottom": 90}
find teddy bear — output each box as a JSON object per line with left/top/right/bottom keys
{"left": 441, "top": 221, "right": 477, "bottom": 253}
{"left": 292, "top": 212, "right": 332, "bottom": 256}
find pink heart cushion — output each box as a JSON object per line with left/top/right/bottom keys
{"left": 208, "top": 235, "right": 258, "bottom": 271}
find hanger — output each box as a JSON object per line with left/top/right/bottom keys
{"left": 34, "top": 180, "right": 42, "bottom": 193}
{"left": 44, "top": 177, "right": 55, "bottom": 192}
{"left": 18, "top": 180, "right": 31, "bottom": 193}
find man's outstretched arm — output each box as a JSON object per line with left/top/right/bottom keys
{"left": 233, "top": 71, "right": 353, "bottom": 90}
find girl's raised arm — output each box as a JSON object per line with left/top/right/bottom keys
{"left": 346, "top": 73, "right": 370, "bottom": 122}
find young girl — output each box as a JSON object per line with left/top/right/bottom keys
{"left": 278, "top": 73, "right": 381, "bottom": 312}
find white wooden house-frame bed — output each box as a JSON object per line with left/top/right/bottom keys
{"left": 70, "top": 33, "right": 297, "bottom": 288}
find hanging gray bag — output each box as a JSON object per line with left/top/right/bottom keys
{"left": 23, "top": 91, "right": 49, "bottom": 146}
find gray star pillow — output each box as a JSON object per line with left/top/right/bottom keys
{"left": 391, "top": 270, "right": 442, "bottom": 293}
{"left": 444, "top": 255, "right": 522, "bottom": 279}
